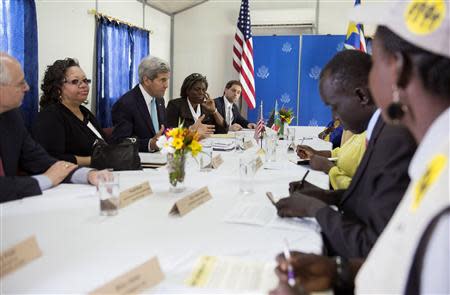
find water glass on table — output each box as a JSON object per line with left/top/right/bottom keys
{"left": 239, "top": 156, "right": 256, "bottom": 194}
{"left": 199, "top": 140, "right": 213, "bottom": 171}
{"left": 97, "top": 173, "right": 120, "bottom": 216}
{"left": 264, "top": 133, "right": 277, "bottom": 162}
{"left": 235, "top": 132, "right": 245, "bottom": 153}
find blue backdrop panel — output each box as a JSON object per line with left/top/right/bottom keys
{"left": 298, "top": 35, "right": 345, "bottom": 126}
{"left": 250, "top": 36, "right": 300, "bottom": 123}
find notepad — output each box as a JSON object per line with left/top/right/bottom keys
{"left": 139, "top": 152, "right": 167, "bottom": 168}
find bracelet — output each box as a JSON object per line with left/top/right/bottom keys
{"left": 334, "top": 256, "right": 353, "bottom": 290}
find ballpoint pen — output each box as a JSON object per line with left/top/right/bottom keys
{"left": 299, "top": 169, "right": 310, "bottom": 190}
{"left": 283, "top": 238, "right": 296, "bottom": 287}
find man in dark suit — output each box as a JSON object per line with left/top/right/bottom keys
{"left": 0, "top": 52, "right": 108, "bottom": 202}
{"left": 112, "top": 56, "right": 169, "bottom": 152}
{"left": 276, "top": 50, "right": 416, "bottom": 259}
{"left": 214, "top": 80, "right": 256, "bottom": 131}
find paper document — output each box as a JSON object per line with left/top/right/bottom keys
{"left": 213, "top": 140, "right": 235, "bottom": 151}
{"left": 223, "top": 203, "right": 275, "bottom": 226}
{"left": 224, "top": 202, "right": 321, "bottom": 232}
{"left": 210, "top": 133, "right": 235, "bottom": 139}
{"left": 186, "top": 256, "right": 277, "bottom": 292}
{"left": 139, "top": 152, "right": 167, "bottom": 164}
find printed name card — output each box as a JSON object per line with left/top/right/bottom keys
{"left": 211, "top": 155, "right": 224, "bottom": 169}
{"left": 120, "top": 181, "right": 152, "bottom": 209}
{"left": 0, "top": 236, "right": 42, "bottom": 278}
{"left": 255, "top": 156, "right": 264, "bottom": 171}
{"left": 243, "top": 140, "right": 254, "bottom": 150}
{"left": 90, "top": 257, "right": 164, "bottom": 295}
{"left": 170, "top": 187, "right": 212, "bottom": 217}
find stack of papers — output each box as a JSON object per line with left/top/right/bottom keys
{"left": 139, "top": 152, "right": 167, "bottom": 168}
{"left": 212, "top": 141, "right": 235, "bottom": 151}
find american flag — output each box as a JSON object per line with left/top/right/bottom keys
{"left": 254, "top": 101, "right": 265, "bottom": 140}
{"left": 344, "top": 0, "right": 367, "bottom": 52}
{"left": 233, "top": 0, "right": 256, "bottom": 109}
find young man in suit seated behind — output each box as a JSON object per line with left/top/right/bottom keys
{"left": 214, "top": 80, "right": 256, "bottom": 131}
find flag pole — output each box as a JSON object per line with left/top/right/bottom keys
{"left": 260, "top": 101, "right": 264, "bottom": 149}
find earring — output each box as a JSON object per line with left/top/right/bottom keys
{"left": 386, "top": 85, "right": 408, "bottom": 124}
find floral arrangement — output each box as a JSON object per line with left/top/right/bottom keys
{"left": 157, "top": 125, "right": 202, "bottom": 190}
{"left": 157, "top": 126, "right": 202, "bottom": 156}
{"left": 279, "top": 107, "right": 294, "bottom": 124}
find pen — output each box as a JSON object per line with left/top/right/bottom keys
{"left": 283, "top": 238, "right": 296, "bottom": 287}
{"left": 266, "top": 192, "right": 276, "bottom": 206}
{"left": 299, "top": 170, "right": 310, "bottom": 190}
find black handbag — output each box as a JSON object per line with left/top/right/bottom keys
{"left": 91, "top": 138, "right": 142, "bottom": 171}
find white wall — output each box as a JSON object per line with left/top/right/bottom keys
{"left": 172, "top": 0, "right": 377, "bottom": 102}
{"left": 36, "top": 0, "right": 171, "bottom": 109}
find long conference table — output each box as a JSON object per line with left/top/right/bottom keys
{"left": 1, "top": 127, "right": 332, "bottom": 294}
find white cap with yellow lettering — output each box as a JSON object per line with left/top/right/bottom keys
{"left": 351, "top": 0, "right": 450, "bottom": 58}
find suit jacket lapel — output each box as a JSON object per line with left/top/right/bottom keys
{"left": 340, "top": 117, "right": 385, "bottom": 205}
{"left": 180, "top": 99, "right": 195, "bottom": 126}
{"left": 134, "top": 86, "right": 155, "bottom": 134}
{"left": 218, "top": 97, "right": 226, "bottom": 118}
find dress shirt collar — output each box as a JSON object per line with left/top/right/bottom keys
{"left": 139, "top": 84, "right": 155, "bottom": 105}
{"left": 408, "top": 107, "right": 449, "bottom": 181}
{"left": 366, "top": 109, "right": 381, "bottom": 142}
{"left": 187, "top": 98, "right": 201, "bottom": 121}
{"left": 224, "top": 96, "right": 234, "bottom": 110}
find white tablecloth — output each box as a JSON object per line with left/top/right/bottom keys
{"left": 1, "top": 129, "right": 331, "bottom": 294}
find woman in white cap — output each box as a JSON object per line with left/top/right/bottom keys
{"left": 270, "top": 0, "right": 450, "bottom": 294}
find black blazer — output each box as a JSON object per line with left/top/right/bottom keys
{"left": 32, "top": 103, "right": 106, "bottom": 164}
{"left": 315, "top": 117, "right": 416, "bottom": 258}
{"left": 214, "top": 96, "right": 250, "bottom": 128}
{"left": 0, "top": 109, "right": 60, "bottom": 201}
{"left": 166, "top": 98, "right": 228, "bottom": 133}
{"left": 111, "top": 85, "right": 166, "bottom": 152}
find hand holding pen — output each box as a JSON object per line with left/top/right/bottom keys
{"left": 283, "top": 239, "right": 296, "bottom": 287}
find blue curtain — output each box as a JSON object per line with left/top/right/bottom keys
{"left": 298, "top": 35, "right": 345, "bottom": 126}
{"left": 130, "top": 27, "right": 150, "bottom": 86}
{"left": 96, "top": 17, "right": 149, "bottom": 127}
{"left": 251, "top": 36, "right": 300, "bottom": 124}
{"left": 0, "top": 0, "right": 38, "bottom": 129}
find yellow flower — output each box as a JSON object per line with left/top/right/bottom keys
{"left": 172, "top": 137, "right": 184, "bottom": 150}
{"left": 189, "top": 140, "right": 202, "bottom": 157}
{"left": 168, "top": 128, "right": 182, "bottom": 138}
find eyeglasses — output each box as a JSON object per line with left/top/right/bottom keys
{"left": 64, "top": 78, "right": 91, "bottom": 87}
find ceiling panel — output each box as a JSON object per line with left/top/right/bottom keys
{"left": 145, "top": 0, "right": 207, "bottom": 15}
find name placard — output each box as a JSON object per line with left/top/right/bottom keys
{"left": 90, "top": 257, "right": 164, "bottom": 295}
{"left": 211, "top": 155, "right": 224, "bottom": 169}
{"left": 170, "top": 187, "right": 212, "bottom": 217}
{"left": 243, "top": 140, "right": 254, "bottom": 150}
{"left": 255, "top": 156, "right": 264, "bottom": 171}
{"left": 0, "top": 236, "right": 42, "bottom": 278}
{"left": 120, "top": 181, "right": 152, "bottom": 209}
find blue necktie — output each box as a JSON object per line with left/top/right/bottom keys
{"left": 150, "top": 98, "right": 159, "bottom": 132}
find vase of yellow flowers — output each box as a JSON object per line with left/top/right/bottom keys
{"left": 278, "top": 107, "right": 294, "bottom": 138}
{"left": 157, "top": 125, "right": 202, "bottom": 193}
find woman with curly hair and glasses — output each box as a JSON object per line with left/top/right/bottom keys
{"left": 33, "top": 58, "right": 106, "bottom": 167}
{"left": 166, "top": 73, "right": 228, "bottom": 134}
